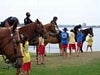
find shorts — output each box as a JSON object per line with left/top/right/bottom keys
{"left": 87, "top": 45, "right": 92, "bottom": 47}
{"left": 38, "top": 45, "right": 45, "bottom": 55}
{"left": 69, "top": 44, "right": 76, "bottom": 50}
{"left": 21, "top": 62, "right": 31, "bottom": 71}
{"left": 77, "top": 42, "right": 82, "bottom": 47}
{"left": 61, "top": 44, "right": 68, "bottom": 48}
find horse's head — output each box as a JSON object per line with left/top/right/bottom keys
{"left": 0, "top": 23, "right": 23, "bottom": 69}
{"left": 44, "top": 23, "right": 57, "bottom": 33}
{"left": 35, "top": 19, "right": 47, "bottom": 38}
{"left": 88, "top": 27, "right": 94, "bottom": 37}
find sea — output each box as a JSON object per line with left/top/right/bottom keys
{"left": 29, "top": 27, "right": 100, "bottom": 53}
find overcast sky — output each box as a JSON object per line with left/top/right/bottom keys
{"left": 0, "top": 0, "right": 100, "bottom": 25}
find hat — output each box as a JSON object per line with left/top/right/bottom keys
{"left": 63, "top": 28, "right": 68, "bottom": 31}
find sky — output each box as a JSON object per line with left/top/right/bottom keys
{"left": 0, "top": 0, "right": 100, "bottom": 25}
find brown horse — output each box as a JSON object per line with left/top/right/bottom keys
{"left": 18, "top": 19, "right": 46, "bottom": 43}
{"left": 18, "top": 19, "right": 47, "bottom": 66}
{"left": 34, "top": 23, "right": 61, "bottom": 63}
{"left": 43, "top": 23, "right": 59, "bottom": 45}
{"left": 0, "top": 22, "right": 23, "bottom": 74}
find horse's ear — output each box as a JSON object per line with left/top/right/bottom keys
{"left": 5, "top": 21, "right": 10, "bottom": 27}
{"left": 35, "top": 19, "right": 40, "bottom": 24}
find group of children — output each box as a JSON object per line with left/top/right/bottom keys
{"left": 59, "top": 27, "right": 93, "bottom": 58}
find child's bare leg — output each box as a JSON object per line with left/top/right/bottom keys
{"left": 65, "top": 48, "right": 67, "bottom": 57}
{"left": 86, "top": 46, "right": 88, "bottom": 52}
{"left": 90, "top": 47, "right": 93, "bottom": 52}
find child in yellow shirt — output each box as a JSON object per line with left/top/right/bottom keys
{"left": 20, "top": 34, "right": 31, "bottom": 75}
{"left": 86, "top": 34, "right": 93, "bottom": 52}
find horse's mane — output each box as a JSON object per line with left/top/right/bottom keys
{"left": 82, "top": 27, "right": 93, "bottom": 36}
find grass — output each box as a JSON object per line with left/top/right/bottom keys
{"left": 0, "top": 52, "right": 100, "bottom": 75}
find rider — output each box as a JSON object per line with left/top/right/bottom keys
{"left": 51, "top": 16, "right": 59, "bottom": 30}
{"left": 24, "top": 12, "right": 33, "bottom": 25}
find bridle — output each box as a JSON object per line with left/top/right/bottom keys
{"left": 88, "top": 28, "right": 93, "bottom": 36}
{"left": 1, "top": 28, "right": 23, "bottom": 64}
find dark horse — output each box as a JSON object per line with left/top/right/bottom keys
{"left": 73, "top": 27, "right": 94, "bottom": 52}
{"left": 0, "top": 22, "right": 23, "bottom": 74}
{"left": 0, "top": 16, "right": 19, "bottom": 27}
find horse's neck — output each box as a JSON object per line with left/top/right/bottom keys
{"left": 20, "top": 24, "right": 35, "bottom": 39}
{"left": 44, "top": 24, "right": 51, "bottom": 32}
{"left": 83, "top": 29, "right": 89, "bottom": 37}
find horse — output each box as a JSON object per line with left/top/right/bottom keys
{"left": 73, "top": 24, "right": 82, "bottom": 41}
{"left": 43, "top": 23, "right": 59, "bottom": 45}
{"left": 18, "top": 19, "right": 47, "bottom": 65}
{"left": 73, "top": 27, "right": 94, "bottom": 52}
{"left": 29, "top": 22, "right": 60, "bottom": 63}
{"left": 0, "top": 22, "right": 23, "bottom": 75}
{"left": 0, "top": 16, "right": 19, "bottom": 27}
{"left": 18, "top": 19, "right": 46, "bottom": 43}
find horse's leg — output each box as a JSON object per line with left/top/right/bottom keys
{"left": 59, "top": 44, "right": 62, "bottom": 56}
{"left": 80, "top": 44, "right": 83, "bottom": 53}
{"left": 36, "top": 45, "right": 38, "bottom": 64}
{"left": 16, "top": 68, "right": 21, "bottom": 75}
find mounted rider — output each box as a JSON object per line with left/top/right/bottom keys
{"left": 51, "top": 16, "right": 59, "bottom": 30}
{"left": 24, "top": 12, "right": 33, "bottom": 25}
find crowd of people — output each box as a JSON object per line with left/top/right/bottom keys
{"left": 0, "top": 12, "right": 93, "bottom": 75}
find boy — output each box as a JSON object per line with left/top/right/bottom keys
{"left": 86, "top": 34, "right": 93, "bottom": 52}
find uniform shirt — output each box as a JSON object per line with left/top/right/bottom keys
{"left": 77, "top": 32, "right": 84, "bottom": 43}
{"left": 69, "top": 32, "right": 76, "bottom": 44}
{"left": 60, "top": 32, "right": 69, "bottom": 45}
{"left": 20, "top": 41, "right": 31, "bottom": 63}
{"left": 86, "top": 37, "right": 93, "bottom": 45}
{"left": 24, "top": 17, "right": 32, "bottom": 25}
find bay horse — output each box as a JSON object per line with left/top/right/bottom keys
{"left": 31, "top": 22, "right": 60, "bottom": 63}
{"left": 43, "top": 23, "right": 59, "bottom": 45}
{"left": 34, "top": 22, "right": 62, "bottom": 63}
{"left": 18, "top": 19, "right": 47, "bottom": 65}
{"left": 18, "top": 19, "right": 46, "bottom": 43}
{"left": 0, "top": 22, "right": 23, "bottom": 74}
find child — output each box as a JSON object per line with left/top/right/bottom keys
{"left": 68, "top": 29, "right": 76, "bottom": 56}
{"left": 60, "top": 28, "right": 69, "bottom": 58}
{"left": 38, "top": 34, "right": 45, "bottom": 64}
{"left": 86, "top": 34, "right": 93, "bottom": 52}
{"left": 20, "top": 34, "right": 31, "bottom": 75}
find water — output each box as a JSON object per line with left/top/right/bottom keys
{"left": 29, "top": 28, "right": 100, "bottom": 53}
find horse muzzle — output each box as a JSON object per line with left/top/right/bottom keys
{"left": 12, "top": 59, "right": 23, "bottom": 69}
